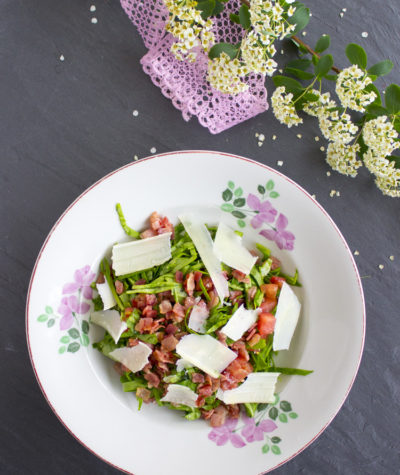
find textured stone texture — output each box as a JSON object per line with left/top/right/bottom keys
{"left": 1, "top": 0, "right": 399, "bottom": 474}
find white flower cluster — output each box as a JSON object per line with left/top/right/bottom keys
{"left": 207, "top": 53, "right": 249, "bottom": 95}
{"left": 362, "top": 116, "right": 400, "bottom": 196}
{"left": 165, "top": 0, "right": 215, "bottom": 62}
{"left": 271, "top": 86, "right": 303, "bottom": 127}
{"left": 326, "top": 142, "right": 362, "bottom": 177}
{"left": 319, "top": 109, "right": 359, "bottom": 144}
{"left": 336, "top": 65, "right": 376, "bottom": 112}
{"left": 209, "top": 0, "right": 296, "bottom": 95}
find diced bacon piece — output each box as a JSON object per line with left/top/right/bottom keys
{"left": 142, "top": 362, "right": 152, "bottom": 373}
{"left": 165, "top": 323, "right": 178, "bottom": 334}
{"left": 201, "top": 409, "right": 215, "bottom": 420}
{"left": 127, "top": 338, "right": 139, "bottom": 347}
{"left": 229, "top": 290, "right": 242, "bottom": 301}
{"left": 270, "top": 275, "right": 286, "bottom": 288}
{"left": 184, "top": 297, "right": 196, "bottom": 310}
{"left": 133, "top": 294, "right": 147, "bottom": 310}
{"left": 153, "top": 349, "right": 175, "bottom": 363}
{"left": 175, "top": 271, "right": 183, "bottom": 283}
{"left": 161, "top": 334, "right": 178, "bottom": 352}
{"left": 156, "top": 361, "right": 170, "bottom": 375}
{"left": 136, "top": 387, "right": 152, "bottom": 403}
{"left": 145, "top": 294, "right": 157, "bottom": 306}
{"left": 191, "top": 373, "right": 205, "bottom": 384}
{"left": 198, "top": 384, "right": 213, "bottom": 397}
{"left": 172, "top": 302, "right": 185, "bottom": 322}
{"left": 270, "top": 256, "right": 281, "bottom": 270}
{"left": 248, "top": 333, "right": 261, "bottom": 347}
{"left": 158, "top": 290, "right": 173, "bottom": 302}
{"left": 210, "top": 405, "right": 228, "bottom": 428}
{"left": 227, "top": 404, "right": 240, "bottom": 419}
{"left": 247, "top": 286, "right": 257, "bottom": 300}
{"left": 260, "top": 283, "right": 279, "bottom": 299}
{"left": 135, "top": 317, "right": 153, "bottom": 333}
{"left": 115, "top": 280, "right": 124, "bottom": 295}
{"left": 135, "top": 279, "right": 147, "bottom": 285}
{"left": 157, "top": 216, "right": 174, "bottom": 236}
{"left": 194, "top": 271, "right": 203, "bottom": 285}
{"left": 260, "top": 298, "right": 277, "bottom": 313}
{"left": 184, "top": 272, "right": 195, "bottom": 296}
{"left": 142, "top": 305, "right": 158, "bottom": 319}
{"left": 159, "top": 300, "right": 172, "bottom": 314}
{"left": 232, "top": 270, "right": 251, "bottom": 284}
{"left": 150, "top": 211, "right": 162, "bottom": 231}
{"left": 144, "top": 372, "right": 160, "bottom": 388}
{"left": 113, "top": 362, "right": 126, "bottom": 376}
{"left": 140, "top": 228, "right": 156, "bottom": 239}
{"left": 231, "top": 341, "right": 250, "bottom": 361}
{"left": 245, "top": 328, "right": 257, "bottom": 342}
{"left": 221, "top": 358, "right": 253, "bottom": 390}
{"left": 207, "top": 290, "right": 219, "bottom": 309}
{"left": 216, "top": 331, "right": 227, "bottom": 347}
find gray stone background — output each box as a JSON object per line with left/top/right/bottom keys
{"left": 1, "top": 0, "right": 399, "bottom": 473}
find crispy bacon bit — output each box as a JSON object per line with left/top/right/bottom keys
{"left": 142, "top": 305, "right": 158, "bottom": 319}
{"left": 135, "top": 317, "right": 153, "bottom": 333}
{"left": 245, "top": 328, "right": 257, "bottom": 342}
{"left": 127, "top": 338, "right": 139, "bottom": 347}
{"left": 165, "top": 323, "right": 178, "bottom": 334}
{"left": 216, "top": 331, "right": 227, "bottom": 346}
{"left": 172, "top": 302, "right": 185, "bottom": 322}
{"left": 261, "top": 283, "right": 279, "bottom": 299}
{"left": 227, "top": 404, "right": 240, "bottom": 419}
{"left": 133, "top": 294, "right": 147, "bottom": 310}
{"left": 145, "top": 294, "right": 157, "bottom": 306}
{"left": 231, "top": 341, "right": 250, "bottom": 361}
{"left": 175, "top": 271, "right": 183, "bottom": 283}
{"left": 270, "top": 256, "right": 281, "bottom": 270}
{"left": 159, "top": 300, "right": 172, "bottom": 314}
{"left": 205, "top": 374, "right": 221, "bottom": 393}
{"left": 184, "top": 272, "right": 195, "bottom": 296}
{"left": 158, "top": 290, "right": 173, "bottom": 301}
{"left": 270, "top": 275, "right": 286, "bottom": 288}
{"left": 229, "top": 290, "right": 242, "bottom": 301}
{"left": 260, "top": 298, "right": 277, "bottom": 313}
{"left": 194, "top": 271, "right": 203, "bottom": 288}
{"left": 140, "top": 228, "right": 156, "bottom": 239}
{"left": 210, "top": 405, "right": 228, "bottom": 428}
{"left": 183, "top": 296, "right": 196, "bottom": 310}
{"left": 135, "top": 279, "right": 147, "bottom": 285}
{"left": 113, "top": 362, "right": 126, "bottom": 376}
{"left": 115, "top": 280, "right": 124, "bottom": 295}
{"left": 153, "top": 349, "right": 175, "bottom": 363}
{"left": 248, "top": 333, "right": 261, "bottom": 347}
{"left": 142, "top": 362, "right": 152, "bottom": 373}
{"left": 96, "top": 272, "right": 105, "bottom": 284}
{"left": 232, "top": 269, "right": 251, "bottom": 284}
{"left": 136, "top": 387, "right": 153, "bottom": 403}
{"left": 221, "top": 358, "right": 253, "bottom": 390}
{"left": 191, "top": 373, "right": 205, "bottom": 384}
{"left": 144, "top": 372, "right": 160, "bottom": 388}
{"left": 161, "top": 334, "right": 178, "bottom": 352}
{"left": 201, "top": 409, "right": 215, "bottom": 420}
{"left": 247, "top": 286, "right": 257, "bottom": 300}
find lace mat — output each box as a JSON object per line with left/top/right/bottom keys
{"left": 120, "top": 0, "right": 268, "bottom": 134}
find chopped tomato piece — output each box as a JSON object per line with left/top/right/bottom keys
{"left": 260, "top": 298, "right": 277, "bottom": 313}
{"left": 260, "top": 283, "right": 279, "bottom": 299}
{"left": 257, "top": 312, "right": 276, "bottom": 337}
{"left": 270, "top": 275, "right": 286, "bottom": 288}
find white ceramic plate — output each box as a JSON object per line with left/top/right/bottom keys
{"left": 26, "top": 151, "right": 365, "bottom": 475}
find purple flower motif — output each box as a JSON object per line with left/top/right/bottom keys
{"left": 62, "top": 265, "right": 96, "bottom": 299}
{"left": 58, "top": 295, "right": 90, "bottom": 330}
{"left": 208, "top": 418, "right": 246, "bottom": 448}
{"left": 241, "top": 415, "right": 277, "bottom": 443}
{"left": 247, "top": 194, "right": 277, "bottom": 229}
{"left": 260, "top": 213, "right": 295, "bottom": 250}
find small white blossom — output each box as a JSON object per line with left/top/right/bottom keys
{"left": 364, "top": 149, "right": 400, "bottom": 197}
{"left": 336, "top": 65, "right": 376, "bottom": 112}
{"left": 326, "top": 142, "right": 362, "bottom": 177}
{"left": 362, "top": 116, "right": 399, "bottom": 157}
{"left": 319, "top": 109, "right": 359, "bottom": 144}
{"left": 303, "top": 90, "right": 336, "bottom": 117}
{"left": 271, "top": 86, "right": 303, "bottom": 128}
{"left": 207, "top": 53, "right": 248, "bottom": 95}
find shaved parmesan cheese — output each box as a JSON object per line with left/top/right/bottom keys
{"left": 179, "top": 214, "right": 229, "bottom": 302}
{"left": 221, "top": 305, "right": 260, "bottom": 341}
{"left": 273, "top": 282, "right": 301, "bottom": 351}
{"left": 217, "top": 372, "right": 280, "bottom": 404}
{"left": 109, "top": 343, "right": 151, "bottom": 373}
{"left": 176, "top": 334, "right": 237, "bottom": 378}
{"left": 176, "top": 359, "right": 194, "bottom": 372}
{"left": 111, "top": 232, "right": 172, "bottom": 276}
{"left": 160, "top": 384, "right": 198, "bottom": 407}
{"left": 96, "top": 282, "right": 116, "bottom": 310}
{"left": 214, "top": 222, "right": 257, "bottom": 274}
{"left": 188, "top": 304, "right": 209, "bottom": 333}
{"left": 90, "top": 309, "right": 127, "bottom": 343}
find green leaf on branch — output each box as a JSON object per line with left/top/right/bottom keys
{"left": 385, "top": 84, "right": 400, "bottom": 115}
{"left": 285, "top": 58, "right": 312, "bottom": 71}
{"left": 314, "top": 34, "right": 330, "bottom": 53}
{"left": 288, "top": 6, "right": 310, "bottom": 36}
{"left": 212, "top": 1, "right": 224, "bottom": 16}
{"left": 366, "top": 105, "right": 388, "bottom": 117}
{"left": 284, "top": 67, "right": 315, "bottom": 80}
{"left": 272, "top": 75, "right": 303, "bottom": 94}
{"left": 209, "top": 42, "right": 240, "bottom": 60}
{"left": 315, "top": 54, "right": 334, "bottom": 79}
{"left": 229, "top": 13, "right": 240, "bottom": 24}
{"left": 325, "top": 74, "right": 338, "bottom": 81}
{"left": 368, "top": 60, "right": 393, "bottom": 77}
{"left": 345, "top": 43, "right": 368, "bottom": 69}
{"left": 196, "top": 0, "right": 216, "bottom": 20}
{"left": 388, "top": 155, "right": 400, "bottom": 169}
{"left": 239, "top": 4, "right": 251, "bottom": 30}
{"left": 365, "top": 83, "right": 382, "bottom": 106}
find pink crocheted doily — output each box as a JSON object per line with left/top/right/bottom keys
{"left": 120, "top": 0, "right": 268, "bottom": 134}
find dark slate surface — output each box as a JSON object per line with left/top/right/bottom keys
{"left": 1, "top": 0, "right": 399, "bottom": 473}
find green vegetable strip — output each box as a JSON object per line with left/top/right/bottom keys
{"left": 115, "top": 203, "right": 140, "bottom": 239}
{"left": 270, "top": 367, "right": 313, "bottom": 376}
{"left": 199, "top": 278, "right": 211, "bottom": 301}
{"left": 100, "top": 257, "right": 124, "bottom": 311}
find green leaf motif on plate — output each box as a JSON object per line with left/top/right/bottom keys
{"left": 269, "top": 191, "right": 279, "bottom": 199}
{"left": 82, "top": 320, "right": 89, "bottom": 334}
{"left": 271, "top": 437, "right": 281, "bottom": 444}
{"left": 60, "top": 335, "right": 70, "bottom": 344}
{"left": 237, "top": 220, "right": 246, "bottom": 228}
{"left": 45, "top": 306, "right": 53, "bottom": 314}
{"left": 58, "top": 346, "right": 66, "bottom": 354}
{"left": 289, "top": 412, "right": 298, "bottom": 419}
{"left": 271, "top": 445, "right": 281, "bottom": 455}
{"left": 232, "top": 210, "right": 246, "bottom": 219}
{"left": 67, "top": 342, "right": 80, "bottom": 353}
{"left": 81, "top": 334, "right": 90, "bottom": 347}
{"left": 222, "top": 189, "right": 233, "bottom": 202}
{"left": 269, "top": 407, "right": 278, "bottom": 420}
{"left": 221, "top": 203, "right": 234, "bottom": 212}
{"left": 228, "top": 181, "right": 235, "bottom": 189}
{"left": 233, "top": 197, "right": 245, "bottom": 207}
{"left": 266, "top": 180, "right": 274, "bottom": 190}
{"left": 262, "top": 444, "right": 270, "bottom": 454}
{"left": 47, "top": 318, "right": 55, "bottom": 328}
{"left": 234, "top": 187, "right": 243, "bottom": 197}
{"left": 258, "top": 185, "right": 265, "bottom": 194}
{"left": 68, "top": 328, "right": 80, "bottom": 339}
{"left": 280, "top": 400, "right": 292, "bottom": 412}
{"left": 279, "top": 413, "right": 288, "bottom": 423}
{"left": 37, "top": 314, "right": 48, "bottom": 323}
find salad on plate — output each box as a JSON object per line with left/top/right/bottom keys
{"left": 90, "top": 205, "right": 311, "bottom": 427}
